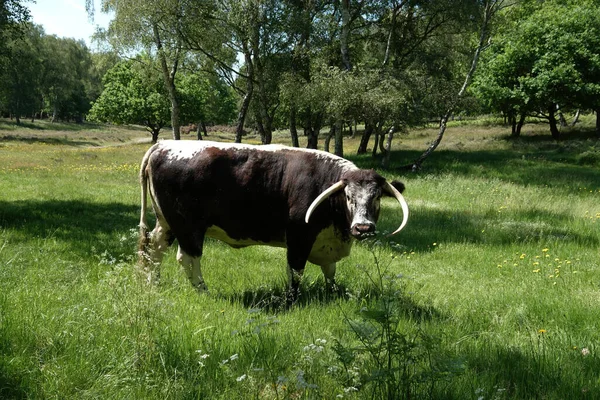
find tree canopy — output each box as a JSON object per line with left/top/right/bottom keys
{"left": 472, "top": 0, "right": 600, "bottom": 138}
{"left": 3, "top": 0, "right": 599, "bottom": 155}
{"left": 88, "top": 59, "right": 170, "bottom": 142}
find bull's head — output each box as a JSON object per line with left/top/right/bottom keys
{"left": 305, "top": 170, "right": 409, "bottom": 239}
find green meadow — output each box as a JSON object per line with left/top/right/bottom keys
{"left": 1, "top": 118, "right": 599, "bottom": 399}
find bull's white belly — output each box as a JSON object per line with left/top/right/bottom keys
{"left": 308, "top": 225, "right": 352, "bottom": 266}
{"left": 206, "top": 226, "right": 287, "bottom": 248}
{"left": 205, "top": 224, "right": 351, "bottom": 266}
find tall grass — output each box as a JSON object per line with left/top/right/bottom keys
{"left": 0, "top": 120, "right": 599, "bottom": 398}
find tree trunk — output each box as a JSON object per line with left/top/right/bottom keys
{"left": 305, "top": 115, "right": 319, "bottom": 149}
{"left": 150, "top": 128, "right": 160, "bottom": 143}
{"left": 548, "top": 105, "right": 560, "bottom": 140}
{"left": 250, "top": 20, "right": 272, "bottom": 145}
{"left": 516, "top": 113, "right": 526, "bottom": 136}
{"left": 372, "top": 125, "right": 381, "bottom": 157}
{"left": 595, "top": 108, "right": 600, "bottom": 137}
{"left": 290, "top": 106, "right": 299, "bottom": 147}
{"left": 153, "top": 23, "right": 181, "bottom": 141}
{"left": 235, "top": 43, "right": 254, "bottom": 144}
{"left": 340, "top": 0, "right": 352, "bottom": 71}
{"left": 306, "top": 128, "right": 319, "bottom": 149}
{"left": 51, "top": 99, "right": 57, "bottom": 123}
{"left": 196, "top": 121, "right": 205, "bottom": 140}
{"left": 334, "top": 120, "right": 343, "bottom": 157}
{"left": 571, "top": 109, "right": 580, "bottom": 127}
{"left": 235, "top": 91, "right": 251, "bottom": 143}
{"left": 405, "top": 0, "right": 495, "bottom": 171}
{"left": 510, "top": 114, "right": 517, "bottom": 137}
{"left": 324, "top": 124, "right": 335, "bottom": 153}
{"left": 381, "top": 125, "right": 396, "bottom": 168}
{"left": 357, "top": 121, "right": 374, "bottom": 154}
{"left": 557, "top": 104, "right": 567, "bottom": 127}
{"left": 382, "top": 6, "right": 397, "bottom": 68}
{"left": 378, "top": 128, "right": 387, "bottom": 153}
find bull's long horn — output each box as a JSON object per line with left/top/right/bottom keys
{"left": 305, "top": 181, "right": 346, "bottom": 224}
{"left": 385, "top": 181, "right": 409, "bottom": 236}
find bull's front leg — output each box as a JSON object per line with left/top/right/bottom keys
{"left": 319, "top": 263, "right": 337, "bottom": 293}
{"left": 285, "top": 236, "right": 313, "bottom": 301}
{"left": 177, "top": 246, "right": 208, "bottom": 292}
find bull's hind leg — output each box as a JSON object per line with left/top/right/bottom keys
{"left": 138, "top": 223, "right": 171, "bottom": 285}
{"left": 177, "top": 246, "right": 208, "bottom": 292}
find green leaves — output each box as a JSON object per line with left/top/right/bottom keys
{"left": 473, "top": 0, "right": 600, "bottom": 125}
{"left": 89, "top": 60, "right": 170, "bottom": 139}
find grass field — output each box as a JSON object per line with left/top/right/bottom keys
{"left": 1, "top": 118, "right": 599, "bottom": 399}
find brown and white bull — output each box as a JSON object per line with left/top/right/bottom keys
{"left": 138, "top": 140, "right": 408, "bottom": 296}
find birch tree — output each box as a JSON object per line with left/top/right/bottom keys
{"left": 406, "top": 0, "right": 512, "bottom": 171}
{"left": 98, "top": 0, "right": 218, "bottom": 140}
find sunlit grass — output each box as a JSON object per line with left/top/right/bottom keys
{"left": 1, "top": 119, "right": 599, "bottom": 398}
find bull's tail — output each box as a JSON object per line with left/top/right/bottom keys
{"left": 138, "top": 145, "right": 155, "bottom": 259}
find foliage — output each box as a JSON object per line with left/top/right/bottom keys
{"left": 178, "top": 72, "right": 237, "bottom": 127}
{"left": 334, "top": 244, "right": 464, "bottom": 399}
{"left": 100, "top": 0, "right": 227, "bottom": 139}
{"left": 88, "top": 59, "right": 170, "bottom": 142}
{"left": 40, "top": 35, "right": 96, "bottom": 121}
{"left": 0, "top": 23, "right": 43, "bottom": 123}
{"left": 472, "top": 0, "right": 600, "bottom": 136}
{"left": 0, "top": 22, "right": 105, "bottom": 123}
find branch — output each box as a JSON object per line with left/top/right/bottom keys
{"left": 404, "top": 0, "right": 509, "bottom": 172}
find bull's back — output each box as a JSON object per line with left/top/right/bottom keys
{"left": 147, "top": 141, "right": 294, "bottom": 246}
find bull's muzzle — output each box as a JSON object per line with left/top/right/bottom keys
{"left": 351, "top": 223, "right": 376, "bottom": 239}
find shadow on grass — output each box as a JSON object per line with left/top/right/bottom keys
{"left": 505, "top": 128, "right": 599, "bottom": 143}
{"left": 0, "top": 368, "right": 28, "bottom": 400}
{"left": 0, "top": 199, "right": 139, "bottom": 257}
{"left": 0, "top": 134, "right": 99, "bottom": 147}
{"left": 220, "top": 279, "right": 443, "bottom": 322}
{"left": 219, "top": 282, "right": 344, "bottom": 312}
{"left": 0, "top": 119, "right": 105, "bottom": 132}
{"left": 354, "top": 141, "right": 599, "bottom": 193}
{"left": 465, "top": 343, "right": 599, "bottom": 398}
{"left": 374, "top": 206, "right": 598, "bottom": 254}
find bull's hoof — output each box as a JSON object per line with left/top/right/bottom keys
{"left": 285, "top": 287, "right": 300, "bottom": 306}
{"left": 194, "top": 282, "right": 209, "bottom": 293}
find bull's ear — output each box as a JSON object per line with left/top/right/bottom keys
{"left": 384, "top": 180, "right": 405, "bottom": 195}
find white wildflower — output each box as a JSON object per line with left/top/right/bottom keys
{"left": 582, "top": 347, "right": 590, "bottom": 356}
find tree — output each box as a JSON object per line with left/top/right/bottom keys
{"left": 98, "top": 0, "right": 220, "bottom": 140}
{"left": 0, "top": 20, "right": 102, "bottom": 123}
{"left": 406, "top": 0, "right": 511, "bottom": 171}
{"left": 40, "top": 35, "right": 95, "bottom": 122}
{"left": 178, "top": 70, "right": 237, "bottom": 138}
{"left": 0, "top": 23, "right": 44, "bottom": 124}
{"left": 0, "top": 0, "right": 29, "bottom": 52}
{"left": 473, "top": 0, "right": 600, "bottom": 138}
{"left": 88, "top": 60, "right": 170, "bottom": 142}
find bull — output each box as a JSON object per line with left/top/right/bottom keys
{"left": 138, "top": 140, "right": 408, "bottom": 296}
